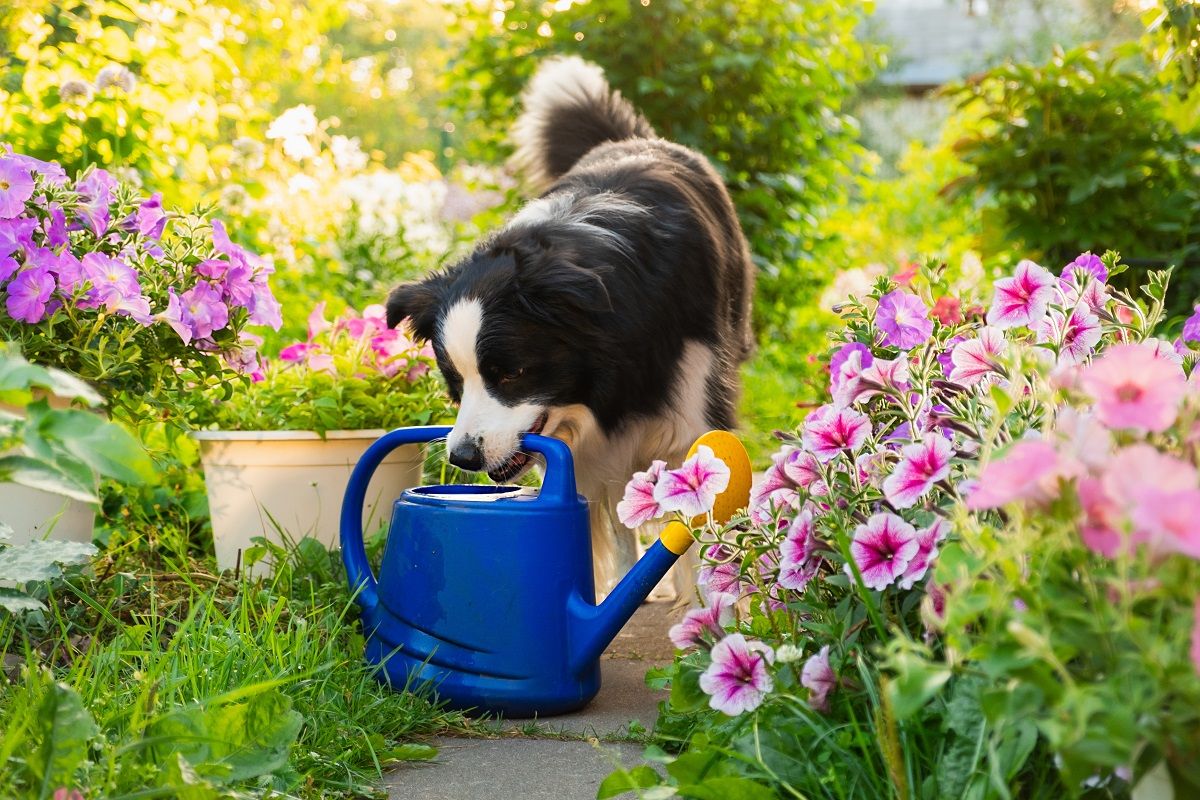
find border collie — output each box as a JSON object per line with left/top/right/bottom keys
{"left": 385, "top": 57, "right": 754, "bottom": 596}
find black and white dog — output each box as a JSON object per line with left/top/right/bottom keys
{"left": 385, "top": 57, "right": 754, "bottom": 595}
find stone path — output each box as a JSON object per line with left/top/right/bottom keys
{"left": 386, "top": 600, "right": 676, "bottom": 800}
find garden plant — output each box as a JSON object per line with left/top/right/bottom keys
{"left": 1, "top": 1, "right": 1199, "bottom": 799}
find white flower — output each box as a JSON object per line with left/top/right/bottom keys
{"left": 266, "top": 105, "right": 318, "bottom": 162}
{"left": 59, "top": 79, "right": 93, "bottom": 104}
{"left": 96, "top": 64, "right": 136, "bottom": 93}
{"left": 330, "top": 135, "right": 368, "bottom": 172}
{"left": 775, "top": 643, "right": 804, "bottom": 663}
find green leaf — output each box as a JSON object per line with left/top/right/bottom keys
{"left": 678, "top": 777, "right": 776, "bottom": 800}
{"left": 149, "top": 689, "right": 304, "bottom": 784}
{"left": 886, "top": 651, "right": 951, "bottom": 720}
{"left": 0, "top": 588, "right": 46, "bottom": 614}
{"left": 158, "top": 754, "right": 222, "bottom": 800}
{"left": 38, "top": 410, "right": 156, "bottom": 485}
{"left": 0, "top": 540, "right": 97, "bottom": 583}
{"left": 597, "top": 765, "right": 663, "bottom": 799}
{"left": 29, "top": 682, "right": 99, "bottom": 798}
{"left": 384, "top": 743, "right": 437, "bottom": 762}
{"left": 0, "top": 455, "right": 97, "bottom": 503}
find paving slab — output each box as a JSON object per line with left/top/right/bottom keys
{"left": 387, "top": 600, "right": 678, "bottom": 799}
{"left": 386, "top": 737, "right": 648, "bottom": 800}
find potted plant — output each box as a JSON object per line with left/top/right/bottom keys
{"left": 187, "top": 302, "right": 454, "bottom": 572}
{"left": 0, "top": 147, "right": 278, "bottom": 541}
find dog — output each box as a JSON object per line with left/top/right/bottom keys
{"left": 384, "top": 56, "right": 754, "bottom": 599}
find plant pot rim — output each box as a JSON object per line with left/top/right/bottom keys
{"left": 190, "top": 428, "right": 398, "bottom": 442}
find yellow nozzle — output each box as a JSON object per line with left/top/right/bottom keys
{"left": 658, "top": 430, "right": 752, "bottom": 555}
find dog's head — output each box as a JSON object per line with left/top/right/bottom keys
{"left": 386, "top": 218, "right": 624, "bottom": 481}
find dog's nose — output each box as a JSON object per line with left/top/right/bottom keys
{"left": 448, "top": 439, "right": 485, "bottom": 472}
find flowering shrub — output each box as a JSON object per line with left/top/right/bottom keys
{"left": 0, "top": 147, "right": 279, "bottom": 422}
{"left": 607, "top": 251, "right": 1200, "bottom": 798}
{"left": 188, "top": 303, "right": 453, "bottom": 434}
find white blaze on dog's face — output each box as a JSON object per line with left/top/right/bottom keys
{"left": 441, "top": 298, "right": 548, "bottom": 481}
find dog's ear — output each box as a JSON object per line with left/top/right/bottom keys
{"left": 385, "top": 272, "right": 450, "bottom": 340}
{"left": 510, "top": 246, "right": 612, "bottom": 327}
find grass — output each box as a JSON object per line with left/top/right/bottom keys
{"left": 0, "top": 525, "right": 479, "bottom": 799}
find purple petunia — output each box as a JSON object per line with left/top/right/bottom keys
{"left": 1062, "top": 251, "right": 1107, "bottom": 284}
{"left": 178, "top": 282, "right": 230, "bottom": 340}
{"left": 81, "top": 252, "right": 142, "bottom": 310}
{"left": 75, "top": 169, "right": 117, "bottom": 236}
{"left": 0, "top": 157, "right": 35, "bottom": 219}
{"left": 6, "top": 265, "right": 55, "bottom": 323}
{"left": 876, "top": 290, "right": 933, "bottom": 350}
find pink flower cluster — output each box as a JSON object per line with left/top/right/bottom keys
{"left": 615, "top": 445, "right": 731, "bottom": 528}
{"left": 276, "top": 301, "right": 435, "bottom": 381}
{"left": 969, "top": 341, "right": 1198, "bottom": 561}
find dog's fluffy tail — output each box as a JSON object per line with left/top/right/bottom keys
{"left": 511, "top": 56, "right": 655, "bottom": 192}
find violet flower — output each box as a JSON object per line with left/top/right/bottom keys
{"left": 876, "top": 290, "right": 933, "bottom": 349}
{"left": 5, "top": 265, "right": 55, "bottom": 323}
{"left": 0, "top": 157, "right": 35, "bottom": 218}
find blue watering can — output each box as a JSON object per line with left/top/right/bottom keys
{"left": 340, "top": 425, "right": 751, "bottom": 717}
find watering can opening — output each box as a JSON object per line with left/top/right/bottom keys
{"left": 408, "top": 484, "right": 538, "bottom": 503}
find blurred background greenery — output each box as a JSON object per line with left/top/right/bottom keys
{"left": 2, "top": 0, "right": 1196, "bottom": 461}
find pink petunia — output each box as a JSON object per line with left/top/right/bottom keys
{"left": 986, "top": 259, "right": 1056, "bottom": 329}
{"left": 1051, "top": 407, "right": 1112, "bottom": 471}
{"left": 778, "top": 557, "right": 821, "bottom": 592}
{"left": 847, "top": 513, "right": 920, "bottom": 591}
{"left": 698, "top": 544, "right": 747, "bottom": 597}
{"left": 780, "top": 508, "right": 816, "bottom": 566}
{"left": 897, "top": 518, "right": 949, "bottom": 589}
{"left": 1077, "top": 477, "right": 1123, "bottom": 558}
{"left": 617, "top": 459, "right": 667, "bottom": 528}
{"left": 279, "top": 342, "right": 316, "bottom": 363}
{"left": 668, "top": 592, "right": 735, "bottom": 650}
{"left": 801, "top": 645, "right": 836, "bottom": 712}
{"left": 307, "top": 300, "right": 333, "bottom": 340}
{"left": 1130, "top": 487, "right": 1200, "bottom": 560}
{"left": 948, "top": 326, "right": 1007, "bottom": 386}
{"left": 750, "top": 487, "right": 799, "bottom": 527}
{"left": 698, "top": 633, "right": 774, "bottom": 716}
{"left": 853, "top": 356, "right": 910, "bottom": 403}
{"left": 876, "top": 290, "right": 933, "bottom": 350}
{"left": 750, "top": 460, "right": 791, "bottom": 509}
{"left": 653, "top": 446, "right": 730, "bottom": 518}
{"left": 802, "top": 405, "right": 871, "bottom": 463}
{"left": 1079, "top": 344, "right": 1187, "bottom": 433}
{"left": 781, "top": 446, "right": 823, "bottom": 489}
{"left": 1037, "top": 307, "right": 1102, "bottom": 365}
{"left": 882, "top": 433, "right": 954, "bottom": 509}
{"left": 966, "top": 440, "right": 1078, "bottom": 510}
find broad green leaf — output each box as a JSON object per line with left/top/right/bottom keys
{"left": 0, "top": 455, "right": 97, "bottom": 503}
{"left": 668, "top": 661, "right": 710, "bottom": 713}
{"left": 38, "top": 410, "right": 156, "bottom": 485}
{"left": 678, "top": 776, "right": 776, "bottom": 800}
{"left": 0, "top": 541, "right": 97, "bottom": 583}
{"left": 150, "top": 689, "right": 304, "bottom": 784}
{"left": 0, "top": 588, "right": 46, "bottom": 614}
{"left": 886, "top": 653, "right": 951, "bottom": 720}
{"left": 158, "top": 754, "right": 221, "bottom": 800}
{"left": 29, "top": 682, "right": 99, "bottom": 797}
{"left": 597, "top": 765, "right": 663, "bottom": 799}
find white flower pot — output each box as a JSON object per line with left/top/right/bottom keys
{"left": 0, "top": 484, "right": 95, "bottom": 546}
{"left": 192, "top": 430, "right": 423, "bottom": 574}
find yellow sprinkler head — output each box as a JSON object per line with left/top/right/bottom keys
{"left": 659, "top": 430, "right": 752, "bottom": 555}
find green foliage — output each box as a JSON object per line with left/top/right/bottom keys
{"left": 0, "top": 537, "right": 471, "bottom": 798}
{"left": 443, "top": 0, "right": 880, "bottom": 330}
{"left": 943, "top": 45, "right": 1200, "bottom": 302}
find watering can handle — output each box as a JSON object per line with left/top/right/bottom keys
{"left": 341, "top": 426, "right": 578, "bottom": 612}
{"left": 341, "top": 425, "right": 452, "bottom": 612}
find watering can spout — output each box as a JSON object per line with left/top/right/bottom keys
{"left": 566, "top": 431, "right": 752, "bottom": 674}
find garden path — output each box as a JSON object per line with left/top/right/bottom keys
{"left": 385, "top": 599, "right": 676, "bottom": 800}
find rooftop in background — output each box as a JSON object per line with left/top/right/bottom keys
{"left": 870, "top": 0, "right": 1124, "bottom": 91}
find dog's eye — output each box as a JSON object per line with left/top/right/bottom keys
{"left": 498, "top": 368, "right": 525, "bottom": 385}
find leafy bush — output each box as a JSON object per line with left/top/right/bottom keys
{"left": 943, "top": 46, "right": 1200, "bottom": 302}
{"left": 188, "top": 302, "right": 454, "bottom": 433}
{"left": 0, "top": 149, "right": 281, "bottom": 425}
{"left": 610, "top": 250, "right": 1200, "bottom": 797}
{"left": 442, "top": 0, "right": 879, "bottom": 330}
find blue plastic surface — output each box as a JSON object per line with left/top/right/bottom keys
{"left": 340, "top": 425, "right": 681, "bottom": 717}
